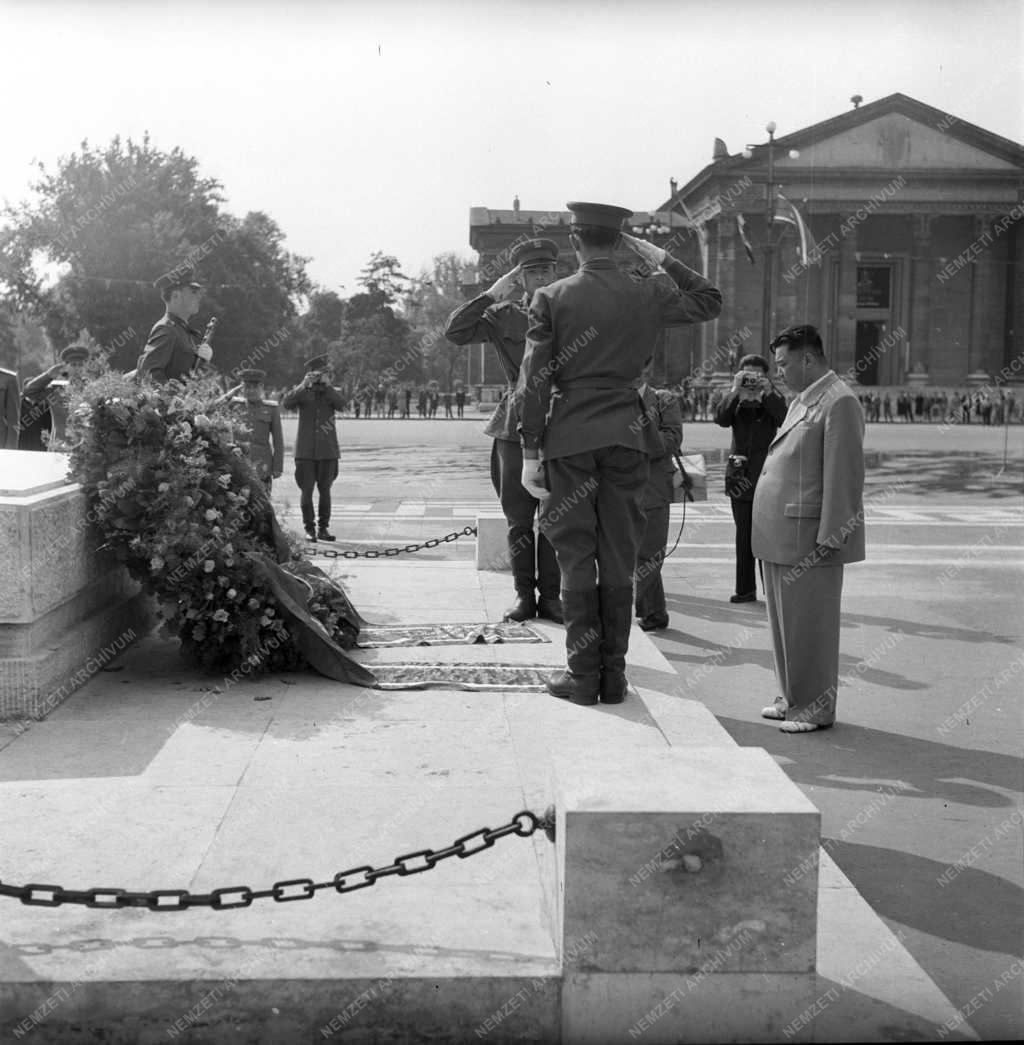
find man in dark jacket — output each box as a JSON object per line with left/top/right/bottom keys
{"left": 136, "top": 273, "right": 212, "bottom": 383}
{"left": 281, "top": 355, "right": 346, "bottom": 541}
{"left": 715, "top": 353, "right": 788, "bottom": 602}
{"left": 444, "top": 238, "right": 563, "bottom": 623}
{"left": 517, "top": 201, "right": 722, "bottom": 706}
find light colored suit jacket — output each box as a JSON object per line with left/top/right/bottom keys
{"left": 751, "top": 371, "right": 865, "bottom": 566}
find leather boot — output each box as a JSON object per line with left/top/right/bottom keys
{"left": 535, "top": 533, "right": 563, "bottom": 623}
{"left": 504, "top": 526, "right": 537, "bottom": 622}
{"left": 546, "top": 588, "right": 601, "bottom": 705}
{"left": 599, "top": 585, "right": 634, "bottom": 704}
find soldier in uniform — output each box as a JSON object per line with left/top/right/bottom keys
{"left": 517, "top": 201, "right": 722, "bottom": 705}
{"left": 20, "top": 344, "right": 90, "bottom": 450}
{"left": 221, "top": 369, "right": 284, "bottom": 493}
{"left": 135, "top": 272, "right": 212, "bottom": 383}
{"left": 445, "top": 237, "right": 563, "bottom": 623}
{"left": 281, "top": 354, "right": 345, "bottom": 542}
{"left": 1, "top": 365, "right": 21, "bottom": 449}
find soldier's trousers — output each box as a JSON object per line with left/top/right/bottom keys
{"left": 541, "top": 447, "right": 648, "bottom": 591}
{"left": 490, "top": 439, "right": 559, "bottom": 596}
{"left": 635, "top": 499, "right": 670, "bottom": 618}
{"left": 295, "top": 458, "right": 339, "bottom": 529}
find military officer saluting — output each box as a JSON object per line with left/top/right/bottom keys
{"left": 445, "top": 237, "right": 563, "bottom": 624}
{"left": 20, "top": 343, "right": 90, "bottom": 450}
{"left": 517, "top": 201, "right": 722, "bottom": 706}
{"left": 135, "top": 271, "right": 213, "bottom": 383}
{"left": 221, "top": 369, "right": 284, "bottom": 493}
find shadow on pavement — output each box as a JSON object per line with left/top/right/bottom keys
{"left": 714, "top": 716, "right": 1020, "bottom": 809}
{"left": 866, "top": 451, "right": 1023, "bottom": 499}
{"left": 825, "top": 840, "right": 1024, "bottom": 959}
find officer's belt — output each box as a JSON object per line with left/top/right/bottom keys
{"left": 555, "top": 378, "right": 642, "bottom": 391}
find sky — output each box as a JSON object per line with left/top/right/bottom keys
{"left": 1, "top": 0, "right": 1021, "bottom": 297}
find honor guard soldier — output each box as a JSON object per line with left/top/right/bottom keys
{"left": 517, "top": 201, "right": 722, "bottom": 705}
{"left": 1, "top": 365, "right": 20, "bottom": 449}
{"left": 281, "top": 354, "right": 345, "bottom": 542}
{"left": 445, "top": 237, "right": 564, "bottom": 623}
{"left": 222, "top": 369, "right": 284, "bottom": 493}
{"left": 135, "top": 271, "right": 213, "bottom": 383}
{"left": 20, "top": 343, "right": 90, "bottom": 450}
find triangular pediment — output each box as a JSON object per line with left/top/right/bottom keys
{"left": 776, "top": 112, "right": 1018, "bottom": 172}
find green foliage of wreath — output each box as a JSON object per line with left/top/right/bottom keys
{"left": 65, "top": 363, "right": 357, "bottom": 675}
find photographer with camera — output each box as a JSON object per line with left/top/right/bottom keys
{"left": 715, "top": 353, "right": 787, "bottom": 603}
{"left": 282, "top": 354, "right": 346, "bottom": 542}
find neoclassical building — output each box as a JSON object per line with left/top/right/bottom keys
{"left": 465, "top": 93, "right": 1022, "bottom": 390}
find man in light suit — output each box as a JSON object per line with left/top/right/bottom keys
{"left": 751, "top": 325, "right": 865, "bottom": 733}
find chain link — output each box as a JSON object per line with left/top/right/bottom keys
{"left": 318, "top": 525, "right": 477, "bottom": 560}
{"left": 0, "top": 806, "right": 555, "bottom": 912}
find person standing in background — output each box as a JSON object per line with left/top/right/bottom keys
{"left": 715, "top": 353, "right": 787, "bottom": 603}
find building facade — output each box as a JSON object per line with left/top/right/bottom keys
{"left": 464, "top": 94, "right": 1023, "bottom": 392}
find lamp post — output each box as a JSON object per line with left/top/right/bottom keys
{"left": 760, "top": 121, "right": 777, "bottom": 356}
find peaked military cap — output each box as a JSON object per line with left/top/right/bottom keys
{"left": 238, "top": 368, "right": 266, "bottom": 383}
{"left": 511, "top": 238, "right": 559, "bottom": 269}
{"left": 60, "top": 344, "right": 90, "bottom": 364}
{"left": 566, "top": 201, "right": 633, "bottom": 230}
{"left": 154, "top": 270, "right": 204, "bottom": 294}
{"left": 304, "top": 354, "right": 331, "bottom": 371}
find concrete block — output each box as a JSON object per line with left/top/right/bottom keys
{"left": 476, "top": 512, "right": 510, "bottom": 571}
{"left": 0, "top": 450, "right": 150, "bottom": 720}
{"left": 562, "top": 971, "right": 814, "bottom": 1044}
{"left": 552, "top": 746, "right": 819, "bottom": 1041}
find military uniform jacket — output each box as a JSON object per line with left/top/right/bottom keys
{"left": 517, "top": 257, "right": 722, "bottom": 460}
{"left": 1, "top": 367, "right": 21, "bottom": 449}
{"left": 444, "top": 293, "right": 529, "bottom": 441}
{"left": 751, "top": 371, "right": 866, "bottom": 566}
{"left": 136, "top": 313, "right": 202, "bottom": 383}
{"left": 641, "top": 387, "right": 684, "bottom": 509}
{"left": 281, "top": 383, "right": 345, "bottom": 460}
{"left": 22, "top": 371, "right": 70, "bottom": 443}
{"left": 231, "top": 397, "right": 284, "bottom": 475}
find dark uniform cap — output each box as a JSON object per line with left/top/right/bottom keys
{"left": 60, "top": 345, "right": 90, "bottom": 364}
{"left": 153, "top": 271, "right": 204, "bottom": 294}
{"left": 238, "top": 368, "right": 266, "bottom": 383}
{"left": 510, "top": 238, "right": 559, "bottom": 269}
{"left": 304, "top": 354, "right": 331, "bottom": 372}
{"left": 566, "top": 201, "right": 633, "bottom": 230}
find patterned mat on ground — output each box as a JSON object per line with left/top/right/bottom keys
{"left": 357, "top": 622, "right": 548, "bottom": 647}
{"left": 371, "top": 663, "right": 552, "bottom": 690}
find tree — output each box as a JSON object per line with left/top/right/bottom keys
{"left": 0, "top": 134, "right": 312, "bottom": 380}
{"left": 405, "top": 251, "right": 473, "bottom": 389}
{"left": 356, "top": 252, "right": 408, "bottom": 304}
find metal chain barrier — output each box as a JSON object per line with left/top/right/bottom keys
{"left": 316, "top": 525, "right": 477, "bottom": 559}
{"left": 0, "top": 806, "right": 555, "bottom": 912}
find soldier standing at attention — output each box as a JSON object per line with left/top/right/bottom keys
{"left": 135, "top": 272, "right": 213, "bottom": 383}
{"left": 445, "top": 238, "right": 563, "bottom": 623}
{"left": 20, "top": 344, "right": 90, "bottom": 450}
{"left": 281, "top": 355, "right": 345, "bottom": 542}
{"left": 517, "top": 202, "right": 722, "bottom": 705}
{"left": 221, "top": 369, "right": 284, "bottom": 493}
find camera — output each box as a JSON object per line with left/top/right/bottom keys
{"left": 739, "top": 372, "right": 761, "bottom": 389}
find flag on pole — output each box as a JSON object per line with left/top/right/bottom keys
{"left": 677, "top": 200, "right": 709, "bottom": 275}
{"left": 775, "top": 192, "right": 811, "bottom": 266}
{"left": 736, "top": 214, "right": 756, "bottom": 266}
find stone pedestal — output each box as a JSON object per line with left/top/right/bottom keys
{"left": 476, "top": 512, "right": 511, "bottom": 571}
{"left": 552, "top": 746, "right": 820, "bottom": 1043}
{"left": 0, "top": 450, "right": 152, "bottom": 721}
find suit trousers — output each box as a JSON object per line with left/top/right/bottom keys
{"left": 729, "top": 497, "right": 756, "bottom": 596}
{"left": 541, "top": 446, "right": 648, "bottom": 592}
{"left": 295, "top": 458, "right": 339, "bottom": 529}
{"left": 635, "top": 499, "right": 669, "bottom": 618}
{"left": 762, "top": 560, "right": 844, "bottom": 725}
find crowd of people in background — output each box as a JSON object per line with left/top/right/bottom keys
{"left": 261, "top": 382, "right": 470, "bottom": 419}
